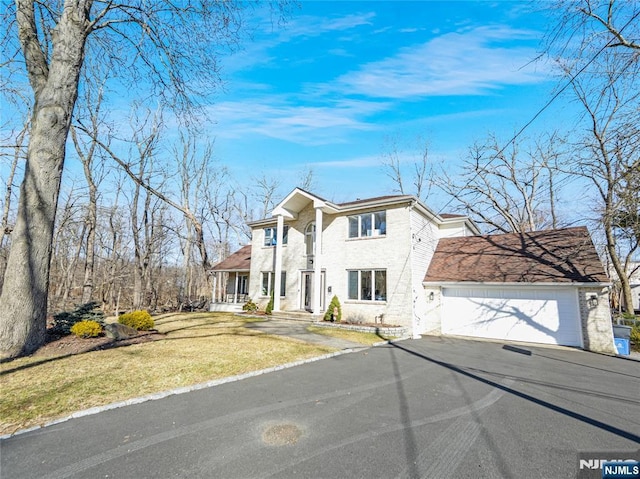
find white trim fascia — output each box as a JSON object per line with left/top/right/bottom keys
{"left": 211, "top": 269, "right": 251, "bottom": 273}
{"left": 246, "top": 217, "right": 277, "bottom": 228}
{"left": 422, "top": 281, "right": 612, "bottom": 288}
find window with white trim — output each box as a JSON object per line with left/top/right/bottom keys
{"left": 348, "top": 211, "right": 386, "bottom": 238}
{"left": 264, "top": 225, "right": 289, "bottom": 246}
{"left": 261, "top": 271, "right": 286, "bottom": 297}
{"left": 347, "top": 270, "right": 386, "bottom": 301}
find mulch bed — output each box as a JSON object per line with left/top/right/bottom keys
{"left": 33, "top": 330, "right": 165, "bottom": 358}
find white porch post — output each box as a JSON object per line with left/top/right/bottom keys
{"left": 234, "top": 273, "right": 239, "bottom": 303}
{"left": 273, "top": 214, "right": 284, "bottom": 312}
{"left": 313, "top": 207, "right": 323, "bottom": 314}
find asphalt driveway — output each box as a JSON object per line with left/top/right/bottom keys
{"left": 1, "top": 336, "right": 638, "bottom": 478}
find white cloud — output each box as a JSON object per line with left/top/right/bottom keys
{"left": 334, "top": 25, "right": 548, "bottom": 99}
{"left": 209, "top": 96, "right": 389, "bottom": 145}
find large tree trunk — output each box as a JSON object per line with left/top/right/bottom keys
{"left": 0, "top": 3, "right": 88, "bottom": 358}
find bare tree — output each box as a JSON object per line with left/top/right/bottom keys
{"left": 70, "top": 72, "right": 109, "bottom": 304}
{"left": 1, "top": 1, "right": 289, "bottom": 357}
{"left": 381, "top": 136, "right": 432, "bottom": 200}
{"left": 546, "top": 0, "right": 640, "bottom": 313}
{"left": 0, "top": 119, "right": 28, "bottom": 290}
{"left": 253, "top": 174, "right": 282, "bottom": 219}
{"left": 564, "top": 52, "right": 639, "bottom": 313}
{"left": 438, "top": 133, "right": 568, "bottom": 233}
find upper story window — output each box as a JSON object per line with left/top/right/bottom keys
{"left": 305, "top": 222, "right": 315, "bottom": 255}
{"left": 264, "top": 225, "right": 289, "bottom": 246}
{"left": 348, "top": 211, "right": 386, "bottom": 238}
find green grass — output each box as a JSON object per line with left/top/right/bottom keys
{"left": 0, "top": 313, "right": 335, "bottom": 436}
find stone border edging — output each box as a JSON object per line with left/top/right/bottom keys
{"left": 312, "top": 321, "right": 409, "bottom": 337}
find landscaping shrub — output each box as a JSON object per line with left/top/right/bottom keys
{"left": 118, "top": 310, "right": 154, "bottom": 331}
{"left": 631, "top": 325, "right": 640, "bottom": 352}
{"left": 70, "top": 320, "right": 103, "bottom": 338}
{"left": 51, "top": 302, "right": 105, "bottom": 335}
{"left": 243, "top": 299, "right": 258, "bottom": 312}
{"left": 265, "top": 291, "right": 274, "bottom": 315}
{"left": 323, "top": 295, "right": 342, "bottom": 322}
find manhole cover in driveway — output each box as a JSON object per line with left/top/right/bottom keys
{"left": 262, "top": 423, "right": 303, "bottom": 446}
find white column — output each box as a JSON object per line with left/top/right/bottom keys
{"left": 313, "top": 207, "right": 323, "bottom": 314}
{"left": 273, "top": 214, "right": 284, "bottom": 312}
{"left": 234, "top": 273, "right": 239, "bottom": 303}
{"left": 211, "top": 273, "right": 217, "bottom": 307}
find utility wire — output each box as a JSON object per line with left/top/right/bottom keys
{"left": 437, "top": 38, "right": 616, "bottom": 215}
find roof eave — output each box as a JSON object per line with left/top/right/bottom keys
{"left": 422, "top": 281, "right": 612, "bottom": 287}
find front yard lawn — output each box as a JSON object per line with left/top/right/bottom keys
{"left": 0, "top": 312, "right": 335, "bottom": 436}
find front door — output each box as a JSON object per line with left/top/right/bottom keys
{"left": 302, "top": 272, "right": 313, "bottom": 311}
{"left": 301, "top": 271, "right": 326, "bottom": 312}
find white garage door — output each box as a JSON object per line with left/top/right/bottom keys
{"left": 441, "top": 287, "right": 582, "bottom": 347}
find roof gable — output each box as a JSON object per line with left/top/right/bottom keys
{"left": 211, "top": 245, "right": 251, "bottom": 272}
{"left": 424, "top": 227, "right": 608, "bottom": 284}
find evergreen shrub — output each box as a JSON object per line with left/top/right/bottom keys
{"left": 51, "top": 302, "right": 105, "bottom": 335}
{"left": 323, "top": 296, "right": 342, "bottom": 322}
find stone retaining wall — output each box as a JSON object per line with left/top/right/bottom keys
{"left": 313, "top": 321, "right": 408, "bottom": 338}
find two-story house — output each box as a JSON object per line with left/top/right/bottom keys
{"left": 210, "top": 188, "right": 617, "bottom": 355}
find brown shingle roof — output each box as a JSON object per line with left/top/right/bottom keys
{"left": 211, "top": 245, "right": 251, "bottom": 272}
{"left": 424, "top": 227, "right": 608, "bottom": 284}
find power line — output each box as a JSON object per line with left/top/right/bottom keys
{"left": 437, "top": 38, "right": 616, "bottom": 215}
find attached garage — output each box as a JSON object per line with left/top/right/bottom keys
{"left": 441, "top": 286, "right": 582, "bottom": 347}
{"left": 423, "top": 227, "right": 617, "bottom": 354}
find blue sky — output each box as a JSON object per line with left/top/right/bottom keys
{"left": 205, "top": 1, "right": 572, "bottom": 208}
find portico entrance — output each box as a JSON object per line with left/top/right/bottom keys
{"left": 301, "top": 271, "right": 326, "bottom": 313}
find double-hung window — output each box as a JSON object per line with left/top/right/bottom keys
{"left": 261, "top": 271, "right": 287, "bottom": 297}
{"left": 348, "top": 211, "right": 386, "bottom": 238}
{"left": 264, "top": 225, "right": 289, "bottom": 246}
{"left": 347, "top": 270, "right": 386, "bottom": 301}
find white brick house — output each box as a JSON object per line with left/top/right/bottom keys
{"left": 243, "top": 188, "right": 477, "bottom": 336}
{"left": 211, "top": 188, "right": 618, "bottom": 354}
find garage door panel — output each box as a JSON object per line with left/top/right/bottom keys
{"left": 442, "top": 287, "right": 581, "bottom": 347}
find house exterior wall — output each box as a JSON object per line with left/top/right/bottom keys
{"left": 410, "top": 207, "right": 440, "bottom": 336}
{"left": 322, "top": 203, "right": 414, "bottom": 329}
{"left": 248, "top": 204, "right": 316, "bottom": 310}
{"left": 438, "top": 222, "right": 473, "bottom": 238}
{"left": 628, "top": 264, "right": 640, "bottom": 311}
{"left": 248, "top": 199, "right": 444, "bottom": 332}
{"left": 578, "top": 286, "right": 617, "bottom": 355}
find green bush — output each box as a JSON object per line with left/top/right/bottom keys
{"left": 265, "top": 291, "right": 274, "bottom": 316}
{"left": 243, "top": 299, "right": 258, "bottom": 312}
{"left": 323, "top": 295, "right": 342, "bottom": 322}
{"left": 118, "top": 310, "right": 154, "bottom": 331}
{"left": 631, "top": 325, "right": 640, "bottom": 352}
{"left": 52, "top": 302, "right": 105, "bottom": 335}
{"left": 70, "top": 320, "right": 103, "bottom": 338}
